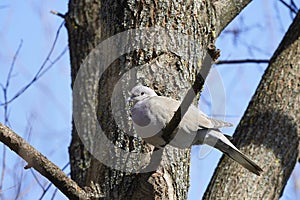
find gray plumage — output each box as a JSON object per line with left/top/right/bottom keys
{"left": 129, "top": 85, "right": 263, "bottom": 175}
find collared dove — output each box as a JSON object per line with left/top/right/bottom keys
{"left": 129, "top": 84, "right": 263, "bottom": 175}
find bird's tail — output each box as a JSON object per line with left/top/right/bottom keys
{"left": 203, "top": 130, "right": 263, "bottom": 176}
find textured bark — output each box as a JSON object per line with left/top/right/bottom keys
{"left": 204, "top": 11, "right": 300, "bottom": 199}
{"left": 65, "top": 0, "right": 251, "bottom": 199}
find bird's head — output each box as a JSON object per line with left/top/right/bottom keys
{"left": 129, "top": 84, "right": 158, "bottom": 103}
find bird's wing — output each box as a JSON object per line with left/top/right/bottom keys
{"left": 146, "top": 96, "right": 233, "bottom": 132}
{"left": 147, "top": 96, "right": 215, "bottom": 131}
{"left": 191, "top": 107, "right": 233, "bottom": 128}
{"left": 147, "top": 96, "right": 178, "bottom": 125}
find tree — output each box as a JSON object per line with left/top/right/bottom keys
{"left": 65, "top": 0, "right": 251, "bottom": 199}
{"left": 0, "top": 0, "right": 299, "bottom": 199}
{"left": 204, "top": 9, "right": 300, "bottom": 199}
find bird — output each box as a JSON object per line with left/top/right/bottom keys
{"left": 129, "top": 84, "right": 263, "bottom": 175}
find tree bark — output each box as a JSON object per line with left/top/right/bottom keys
{"left": 204, "top": 11, "right": 300, "bottom": 199}
{"left": 65, "top": 0, "right": 251, "bottom": 199}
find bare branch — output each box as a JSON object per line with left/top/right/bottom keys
{"left": 38, "top": 162, "right": 70, "bottom": 199}
{"left": 50, "top": 10, "right": 65, "bottom": 19}
{"left": 161, "top": 51, "right": 213, "bottom": 145}
{"left": 0, "top": 123, "right": 89, "bottom": 199}
{"left": 50, "top": 188, "right": 59, "bottom": 200}
{"left": 0, "top": 145, "right": 6, "bottom": 198}
{"left": 0, "top": 40, "right": 23, "bottom": 198}
{"left": 0, "top": 22, "right": 67, "bottom": 107}
{"left": 5, "top": 40, "right": 23, "bottom": 91}
{"left": 216, "top": 59, "right": 269, "bottom": 65}
{"left": 30, "top": 169, "right": 46, "bottom": 191}
{"left": 279, "top": 0, "right": 298, "bottom": 14}
{"left": 1, "top": 40, "right": 23, "bottom": 125}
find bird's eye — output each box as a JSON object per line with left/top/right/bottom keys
{"left": 141, "top": 92, "right": 145, "bottom": 95}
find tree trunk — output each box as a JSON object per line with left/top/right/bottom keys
{"left": 204, "top": 11, "right": 300, "bottom": 199}
{"left": 65, "top": 0, "right": 251, "bottom": 199}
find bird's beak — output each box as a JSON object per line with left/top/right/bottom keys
{"left": 127, "top": 96, "right": 133, "bottom": 102}
{"left": 127, "top": 92, "right": 135, "bottom": 102}
{"left": 127, "top": 91, "right": 132, "bottom": 102}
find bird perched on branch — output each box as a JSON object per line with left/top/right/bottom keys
{"left": 129, "top": 84, "right": 263, "bottom": 175}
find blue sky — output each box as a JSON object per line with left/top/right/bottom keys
{"left": 0, "top": 0, "right": 299, "bottom": 199}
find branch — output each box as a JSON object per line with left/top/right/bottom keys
{"left": 50, "top": 10, "right": 66, "bottom": 19}
{"left": 161, "top": 50, "right": 213, "bottom": 145}
{"left": 216, "top": 59, "right": 269, "bottom": 65}
{"left": 0, "top": 22, "right": 67, "bottom": 107}
{"left": 0, "top": 123, "right": 89, "bottom": 199}
{"left": 0, "top": 40, "right": 23, "bottom": 196}
{"left": 38, "top": 162, "right": 70, "bottom": 199}
{"left": 279, "top": 0, "right": 298, "bottom": 14}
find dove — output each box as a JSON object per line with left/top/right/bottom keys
{"left": 129, "top": 84, "right": 263, "bottom": 175}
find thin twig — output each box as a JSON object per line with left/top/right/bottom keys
{"left": 290, "top": 0, "right": 298, "bottom": 10}
{"left": 50, "top": 188, "right": 58, "bottom": 200}
{"left": 216, "top": 59, "right": 269, "bottom": 65}
{"left": 5, "top": 40, "right": 23, "bottom": 90}
{"left": 14, "top": 162, "right": 25, "bottom": 200}
{"left": 38, "top": 162, "right": 70, "bottom": 200}
{"left": 279, "top": 0, "right": 298, "bottom": 14}
{"left": 161, "top": 52, "right": 213, "bottom": 145}
{"left": 50, "top": 10, "right": 65, "bottom": 19}
{"left": 0, "top": 145, "right": 6, "bottom": 199}
{"left": 0, "top": 123, "right": 89, "bottom": 199}
{"left": 30, "top": 169, "right": 46, "bottom": 191}
{"left": 3, "top": 40, "right": 23, "bottom": 123}
{"left": 39, "top": 181, "right": 53, "bottom": 200}
{"left": 37, "top": 46, "right": 68, "bottom": 79}
{"left": 0, "top": 40, "right": 23, "bottom": 198}
{"left": 0, "top": 21, "right": 67, "bottom": 107}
